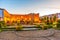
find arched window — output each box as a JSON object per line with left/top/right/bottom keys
{"left": 20, "top": 19, "right": 25, "bottom": 24}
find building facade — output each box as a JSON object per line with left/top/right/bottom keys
{"left": 0, "top": 8, "right": 40, "bottom": 25}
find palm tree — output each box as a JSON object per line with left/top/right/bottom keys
{"left": 57, "top": 20, "right": 60, "bottom": 29}
{"left": 53, "top": 15, "right": 57, "bottom": 22}
{"left": 52, "top": 15, "right": 57, "bottom": 29}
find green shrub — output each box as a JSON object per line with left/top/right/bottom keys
{"left": 48, "top": 25, "right": 53, "bottom": 29}
{"left": 0, "top": 21, "right": 7, "bottom": 27}
{"left": 0, "top": 28, "right": 2, "bottom": 32}
{"left": 56, "top": 20, "right": 60, "bottom": 30}
{"left": 52, "top": 24, "right": 57, "bottom": 29}
{"left": 0, "top": 23, "right": 2, "bottom": 32}
{"left": 0, "top": 24, "right": 2, "bottom": 32}
{"left": 35, "top": 24, "right": 42, "bottom": 30}
{"left": 16, "top": 25, "right": 23, "bottom": 31}
{"left": 43, "top": 25, "right": 48, "bottom": 30}
{"left": 57, "top": 23, "right": 60, "bottom": 28}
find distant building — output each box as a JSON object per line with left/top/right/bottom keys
{"left": 40, "top": 13, "right": 60, "bottom": 23}
{"left": 57, "top": 13, "right": 60, "bottom": 19}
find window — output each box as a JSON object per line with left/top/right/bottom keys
{"left": 58, "top": 14, "right": 60, "bottom": 19}
{"left": 0, "top": 9, "right": 3, "bottom": 21}
{"left": 0, "top": 10, "right": 3, "bottom": 17}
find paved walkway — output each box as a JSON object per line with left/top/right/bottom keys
{"left": 0, "top": 29, "right": 60, "bottom": 40}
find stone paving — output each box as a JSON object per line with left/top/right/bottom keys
{"left": 0, "top": 29, "right": 60, "bottom": 40}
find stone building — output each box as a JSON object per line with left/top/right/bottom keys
{"left": 0, "top": 8, "right": 40, "bottom": 25}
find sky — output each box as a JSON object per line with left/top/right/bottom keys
{"left": 0, "top": 0, "right": 60, "bottom": 16}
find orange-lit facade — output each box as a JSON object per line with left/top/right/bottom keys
{"left": 0, "top": 9, "right": 40, "bottom": 24}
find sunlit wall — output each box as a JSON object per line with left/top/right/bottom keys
{"left": 2, "top": 9, "right": 40, "bottom": 24}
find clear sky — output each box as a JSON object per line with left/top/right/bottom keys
{"left": 0, "top": 0, "right": 60, "bottom": 16}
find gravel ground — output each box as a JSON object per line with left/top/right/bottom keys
{"left": 0, "top": 29, "right": 60, "bottom": 40}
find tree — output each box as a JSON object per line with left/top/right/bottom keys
{"left": 53, "top": 15, "right": 56, "bottom": 22}
{"left": 52, "top": 15, "right": 57, "bottom": 29}
{"left": 57, "top": 20, "right": 60, "bottom": 29}
{"left": 0, "top": 21, "right": 5, "bottom": 32}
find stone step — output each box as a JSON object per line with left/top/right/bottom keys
{"left": 2, "top": 28, "right": 39, "bottom": 31}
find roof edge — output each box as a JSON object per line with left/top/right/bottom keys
{"left": 0, "top": 8, "right": 4, "bottom": 10}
